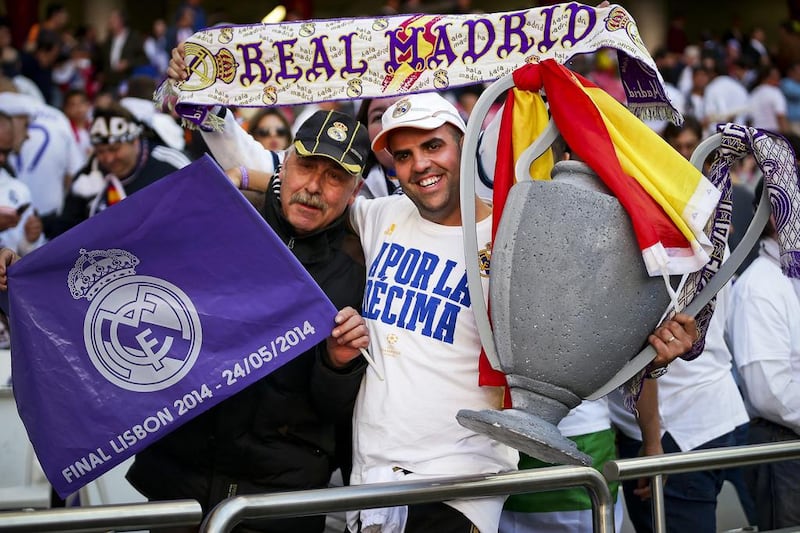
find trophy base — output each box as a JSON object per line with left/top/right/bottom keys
{"left": 457, "top": 408, "right": 592, "bottom": 466}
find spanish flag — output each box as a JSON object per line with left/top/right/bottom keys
{"left": 493, "top": 60, "right": 720, "bottom": 278}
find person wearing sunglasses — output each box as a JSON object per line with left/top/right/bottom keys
{"left": 247, "top": 108, "right": 293, "bottom": 151}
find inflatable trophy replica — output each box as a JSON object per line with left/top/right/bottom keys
{"left": 457, "top": 73, "right": 774, "bottom": 466}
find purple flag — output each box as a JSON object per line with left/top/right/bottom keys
{"left": 5, "top": 155, "right": 337, "bottom": 498}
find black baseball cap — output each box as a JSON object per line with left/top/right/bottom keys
{"left": 293, "top": 110, "right": 370, "bottom": 176}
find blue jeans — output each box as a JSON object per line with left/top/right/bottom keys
{"left": 616, "top": 429, "right": 736, "bottom": 533}
{"left": 724, "top": 423, "right": 757, "bottom": 525}
{"left": 746, "top": 418, "right": 800, "bottom": 530}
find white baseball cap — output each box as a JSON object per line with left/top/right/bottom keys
{"left": 372, "top": 92, "right": 466, "bottom": 152}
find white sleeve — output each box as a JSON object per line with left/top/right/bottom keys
{"left": 739, "top": 359, "right": 800, "bottom": 434}
{"left": 730, "top": 287, "right": 800, "bottom": 433}
{"left": 201, "top": 108, "right": 277, "bottom": 173}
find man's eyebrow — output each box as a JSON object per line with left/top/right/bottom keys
{"left": 421, "top": 136, "right": 445, "bottom": 148}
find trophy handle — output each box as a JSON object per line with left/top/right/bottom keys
{"left": 586, "top": 133, "right": 771, "bottom": 399}
{"left": 514, "top": 118, "right": 560, "bottom": 181}
{"left": 460, "top": 73, "right": 515, "bottom": 371}
{"left": 462, "top": 76, "right": 565, "bottom": 370}
{"left": 689, "top": 132, "right": 724, "bottom": 168}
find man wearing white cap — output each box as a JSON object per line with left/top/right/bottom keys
{"left": 343, "top": 92, "right": 518, "bottom": 532}
{"left": 0, "top": 93, "right": 32, "bottom": 158}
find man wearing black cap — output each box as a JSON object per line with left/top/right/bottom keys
{"left": 125, "top": 109, "right": 373, "bottom": 533}
{"left": 55, "top": 103, "right": 191, "bottom": 235}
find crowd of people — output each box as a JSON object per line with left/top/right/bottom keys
{"left": 0, "top": 1, "right": 797, "bottom": 532}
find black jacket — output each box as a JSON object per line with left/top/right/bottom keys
{"left": 126, "top": 176, "right": 367, "bottom": 527}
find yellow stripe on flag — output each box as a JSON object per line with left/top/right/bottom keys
{"left": 510, "top": 89, "right": 553, "bottom": 182}
{"left": 582, "top": 85, "right": 719, "bottom": 255}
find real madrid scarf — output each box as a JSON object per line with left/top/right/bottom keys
{"left": 155, "top": 4, "right": 681, "bottom": 130}
{"left": 673, "top": 123, "right": 800, "bottom": 357}
{"left": 620, "top": 123, "right": 800, "bottom": 409}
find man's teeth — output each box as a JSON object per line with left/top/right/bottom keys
{"left": 419, "top": 175, "right": 441, "bottom": 187}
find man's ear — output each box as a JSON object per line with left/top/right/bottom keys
{"left": 349, "top": 178, "right": 363, "bottom": 205}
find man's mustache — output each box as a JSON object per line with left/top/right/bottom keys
{"left": 290, "top": 191, "right": 327, "bottom": 210}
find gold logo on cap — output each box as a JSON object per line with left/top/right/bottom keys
{"left": 327, "top": 121, "right": 348, "bottom": 142}
{"left": 392, "top": 98, "right": 411, "bottom": 118}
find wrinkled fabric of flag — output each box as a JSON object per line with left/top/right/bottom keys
{"left": 495, "top": 60, "right": 720, "bottom": 279}
{"left": 4, "top": 155, "right": 337, "bottom": 498}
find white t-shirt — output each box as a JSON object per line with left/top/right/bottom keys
{"left": 348, "top": 195, "right": 518, "bottom": 533}
{"left": 703, "top": 75, "right": 749, "bottom": 135}
{"left": 558, "top": 398, "right": 611, "bottom": 438}
{"left": 728, "top": 239, "right": 800, "bottom": 434}
{"left": 747, "top": 84, "right": 788, "bottom": 132}
{"left": 13, "top": 104, "right": 84, "bottom": 215}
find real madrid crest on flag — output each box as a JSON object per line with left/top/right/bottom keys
{"left": 4, "top": 155, "right": 337, "bottom": 497}
{"left": 68, "top": 248, "right": 202, "bottom": 392}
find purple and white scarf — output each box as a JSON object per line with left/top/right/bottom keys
{"left": 624, "top": 123, "right": 800, "bottom": 409}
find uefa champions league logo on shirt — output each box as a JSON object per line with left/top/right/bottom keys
{"left": 67, "top": 249, "right": 203, "bottom": 392}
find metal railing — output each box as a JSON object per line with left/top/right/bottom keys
{"left": 0, "top": 500, "right": 202, "bottom": 532}
{"left": 603, "top": 440, "right": 800, "bottom": 533}
{"left": 200, "top": 466, "right": 614, "bottom": 533}
{"left": 1, "top": 440, "right": 799, "bottom": 532}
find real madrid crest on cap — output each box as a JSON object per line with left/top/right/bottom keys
{"left": 327, "top": 121, "right": 349, "bottom": 142}
{"left": 392, "top": 98, "right": 412, "bottom": 118}
{"left": 68, "top": 248, "right": 203, "bottom": 392}
{"left": 293, "top": 110, "right": 370, "bottom": 176}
